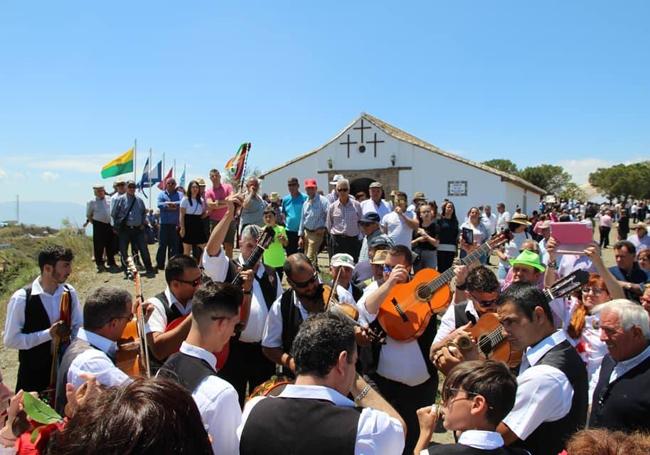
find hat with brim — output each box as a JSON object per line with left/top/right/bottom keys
{"left": 92, "top": 184, "right": 105, "bottom": 190}
{"left": 369, "top": 182, "right": 382, "bottom": 189}
{"left": 413, "top": 191, "right": 426, "bottom": 200}
{"left": 510, "top": 250, "right": 545, "bottom": 272}
{"left": 269, "top": 192, "right": 280, "bottom": 203}
{"left": 634, "top": 222, "right": 648, "bottom": 232}
{"left": 329, "top": 174, "right": 345, "bottom": 185}
{"left": 196, "top": 177, "right": 206, "bottom": 187}
{"left": 331, "top": 253, "right": 355, "bottom": 269}
{"left": 371, "top": 249, "right": 390, "bottom": 265}
{"left": 510, "top": 213, "right": 532, "bottom": 226}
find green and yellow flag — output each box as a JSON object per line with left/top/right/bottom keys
{"left": 101, "top": 148, "right": 134, "bottom": 178}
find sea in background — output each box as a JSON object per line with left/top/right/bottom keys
{"left": 0, "top": 201, "right": 86, "bottom": 230}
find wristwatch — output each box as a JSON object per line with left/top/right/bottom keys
{"left": 547, "top": 260, "right": 557, "bottom": 269}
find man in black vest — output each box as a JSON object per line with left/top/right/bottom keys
{"left": 590, "top": 299, "right": 650, "bottom": 433}
{"left": 430, "top": 265, "right": 500, "bottom": 375}
{"left": 239, "top": 312, "right": 405, "bottom": 455}
{"left": 158, "top": 281, "right": 243, "bottom": 455}
{"left": 359, "top": 245, "right": 438, "bottom": 455}
{"left": 496, "top": 283, "right": 588, "bottom": 455}
{"left": 3, "top": 245, "right": 82, "bottom": 394}
{"left": 262, "top": 253, "right": 324, "bottom": 374}
{"left": 55, "top": 286, "right": 132, "bottom": 414}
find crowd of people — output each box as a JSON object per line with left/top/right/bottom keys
{"left": 1, "top": 172, "right": 650, "bottom": 454}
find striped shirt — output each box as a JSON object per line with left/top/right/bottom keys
{"left": 327, "top": 198, "right": 362, "bottom": 237}
{"left": 299, "top": 195, "right": 329, "bottom": 236}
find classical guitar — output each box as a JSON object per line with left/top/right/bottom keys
{"left": 116, "top": 257, "right": 151, "bottom": 377}
{"left": 377, "top": 232, "right": 512, "bottom": 341}
{"left": 165, "top": 226, "right": 276, "bottom": 367}
{"left": 456, "top": 269, "right": 590, "bottom": 368}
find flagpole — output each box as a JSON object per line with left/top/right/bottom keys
{"left": 239, "top": 142, "right": 252, "bottom": 192}
{"left": 133, "top": 139, "right": 137, "bottom": 182}
{"left": 148, "top": 148, "right": 153, "bottom": 210}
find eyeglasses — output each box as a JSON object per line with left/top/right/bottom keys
{"left": 383, "top": 264, "right": 394, "bottom": 274}
{"left": 290, "top": 272, "right": 319, "bottom": 289}
{"left": 441, "top": 387, "right": 479, "bottom": 406}
{"left": 582, "top": 287, "right": 605, "bottom": 295}
{"left": 337, "top": 188, "right": 349, "bottom": 192}
{"left": 176, "top": 277, "right": 202, "bottom": 287}
{"left": 469, "top": 292, "right": 499, "bottom": 307}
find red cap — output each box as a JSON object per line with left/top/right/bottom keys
{"left": 304, "top": 178, "right": 317, "bottom": 188}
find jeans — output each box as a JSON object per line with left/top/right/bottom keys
{"left": 414, "top": 249, "right": 438, "bottom": 272}
{"left": 118, "top": 226, "right": 153, "bottom": 270}
{"left": 156, "top": 223, "right": 180, "bottom": 268}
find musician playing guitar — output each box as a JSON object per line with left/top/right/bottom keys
{"left": 204, "top": 197, "right": 282, "bottom": 407}
{"left": 54, "top": 286, "right": 133, "bottom": 414}
{"left": 358, "top": 245, "right": 438, "bottom": 455}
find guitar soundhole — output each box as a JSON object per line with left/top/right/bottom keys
{"left": 416, "top": 285, "right": 431, "bottom": 301}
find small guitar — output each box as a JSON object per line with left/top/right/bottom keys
{"left": 378, "top": 232, "right": 512, "bottom": 341}
{"left": 461, "top": 269, "right": 590, "bottom": 367}
{"left": 116, "top": 257, "right": 151, "bottom": 377}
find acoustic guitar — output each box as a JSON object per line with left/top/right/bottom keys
{"left": 463, "top": 268, "right": 590, "bottom": 367}
{"left": 377, "top": 232, "right": 511, "bottom": 341}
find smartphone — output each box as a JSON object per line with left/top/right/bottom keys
{"left": 461, "top": 227, "right": 474, "bottom": 244}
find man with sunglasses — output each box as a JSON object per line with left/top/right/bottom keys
{"left": 430, "top": 266, "right": 500, "bottom": 375}
{"left": 358, "top": 245, "right": 438, "bottom": 454}
{"left": 159, "top": 281, "right": 243, "bottom": 455}
{"left": 55, "top": 286, "right": 133, "bottom": 414}
{"left": 155, "top": 177, "right": 181, "bottom": 270}
{"left": 262, "top": 253, "right": 325, "bottom": 374}
{"left": 326, "top": 178, "right": 363, "bottom": 262}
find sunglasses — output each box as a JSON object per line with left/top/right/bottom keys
{"left": 383, "top": 264, "right": 394, "bottom": 274}
{"left": 337, "top": 188, "right": 349, "bottom": 192}
{"left": 469, "top": 292, "right": 499, "bottom": 307}
{"left": 290, "top": 272, "right": 319, "bottom": 288}
{"left": 441, "top": 387, "right": 480, "bottom": 406}
{"left": 176, "top": 277, "right": 202, "bottom": 287}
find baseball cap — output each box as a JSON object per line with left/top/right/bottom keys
{"left": 369, "top": 182, "right": 383, "bottom": 189}
{"left": 359, "top": 212, "right": 381, "bottom": 224}
{"left": 304, "top": 178, "right": 317, "bottom": 188}
{"left": 331, "top": 253, "right": 355, "bottom": 269}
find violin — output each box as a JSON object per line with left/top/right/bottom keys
{"left": 116, "top": 257, "right": 151, "bottom": 377}
{"left": 321, "top": 284, "right": 385, "bottom": 344}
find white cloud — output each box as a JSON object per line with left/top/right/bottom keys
{"left": 41, "top": 171, "right": 60, "bottom": 182}
{"left": 3, "top": 153, "right": 114, "bottom": 174}
{"left": 558, "top": 156, "right": 648, "bottom": 185}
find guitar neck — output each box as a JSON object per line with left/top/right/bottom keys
{"left": 424, "top": 242, "right": 493, "bottom": 291}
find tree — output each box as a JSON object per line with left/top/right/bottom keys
{"left": 558, "top": 182, "right": 587, "bottom": 202}
{"left": 589, "top": 161, "right": 650, "bottom": 201}
{"left": 518, "top": 164, "right": 571, "bottom": 194}
{"left": 482, "top": 159, "right": 519, "bottom": 175}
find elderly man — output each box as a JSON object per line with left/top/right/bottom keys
{"left": 84, "top": 184, "right": 117, "bottom": 272}
{"left": 239, "top": 313, "right": 405, "bottom": 454}
{"left": 481, "top": 204, "right": 498, "bottom": 237}
{"left": 608, "top": 240, "right": 648, "bottom": 301}
{"left": 358, "top": 212, "right": 392, "bottom": 262}
{"left": 590, "top": 299, "right": 650, "bottom": 433}
{"left": 406, "top": 191, "right": 426, "bottom": 212}
{"left": 282, "top": 177, "right": 307, "bottom": 256}
{"left": 327, "top": 174, "right": 345, "bottom": 203}
{"left": 326, "top": 178, "right": 363, "bottom": 262}
{"left": 298, "top": 178, "right": 329, "bottom": 266}
{"left": 156, "top": 177, "right": 181, "bottom": 270}
{"left": 329, "top": 253, "right": 363, "bottom": 305}
{"left": 241, "top": 177, "right": 266, "bottom": 231}
{"left": 629, "top": 222, "right": 650, "bottom": 252}
{"left": 496, "top": 202, "right": 511, "bottom": 233}
{"left": 360, "top": 181, "right": 391, "bottom": 219}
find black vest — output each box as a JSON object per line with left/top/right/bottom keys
{"left": 158, "top": 351, "right": 217, "bottom": 393}
{"left": 513, "top": 340, "right": 588, "bottom": 455}
{"left": 254, "top": 266, "right": 279, "bottom": 312}
{"left": 427, "top": 443, "right": 530, "bottom": 454}
{"left": 16, "top": 285, "right": 71, "bottom": 394}
{"left": 590, "top": 353, "right": 650, "bottom": 433}
{"left": 280, "top": 290, "right": 304, "bottom": 356}
{"left": 54, "top": 337, "right": 101, "bottom": 414}
{"left": 454, "top": 302, "right": 477, "bottom": 328}
{"left": 148, "top": 291, "right": 184, "bottom": 373}
{"left": 239, "top": 395, "right": 361, "bottom": 455}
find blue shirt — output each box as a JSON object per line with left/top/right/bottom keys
{"left": 282, "top": 192, "right": 307, "bottom": 232}
{"left": 299, "top": 194, "right": 329, "bottom": 236}
{"left": 157, "top": 190, "right": 181, "bottom": 225}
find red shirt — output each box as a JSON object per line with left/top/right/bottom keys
{"left": 205, "top": 183, "right": 233, "bottom": 221}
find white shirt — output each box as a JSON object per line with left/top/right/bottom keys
{"left": 381, "top": 210, "right": 416, "bottom": 248}
{"left": 433, "top": 299, "right": 478, "bottom": 344}
{"left": 262, "top": 292, "right": 310, "bottom": 349}
{"left": 144, "top": 287, "right": 192, "bottom": 334}
{"left": 361, "top": 199, "right": 391, "bottom": 220}
{"left": 238, "top": 384, "right": 405, "bottom": 455}
{"left": 238, "top": 257, "right": 283, "bottom": 343}
{"left": 502, "top": 330, "right": 575, "bottom": 440}
{"left": 178, "top": 342, "right": 241, "bottom": 455}
{"left": 180, "top": 197, "right": 205, "bottom": 215}
{"left": 67, "top": 328, "right": 130, "bottom": 389}
{"left": 420, "top": 430, "right": 507, "bottom": 454}
{"left": 3, "top": 278, "right": 82, "bottom": 350}
{"left": 201, "top": 247, "right": 230, "bottom": 281}
{"left": 496, "top": 210, "right": 511, "bottom": 232}
{"left": 481, "top": 212, "right": 498, "bottom": 236}
{"left": 357, "top": 283, "right": 430, "bottom": 387}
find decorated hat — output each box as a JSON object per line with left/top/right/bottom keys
{"left": 510, "top": 250, "right": 545, "bottom": 272}
{"left": 331, "top": 253, "right": 355, "bottom": 269}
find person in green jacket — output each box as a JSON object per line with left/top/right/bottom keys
{"left": 263, "top": 207, "right": 288, "bottom": 278}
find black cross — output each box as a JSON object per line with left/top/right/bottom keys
{"left": 339, "top": 134, "right": 358, "bottom": 158}
{"left": 353, "top": 119, "right": 372, "bottom": 143}
{"left": 366, "top": 133, "right": 385, "bottom": 157}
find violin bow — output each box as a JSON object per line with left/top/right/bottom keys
{"left": 127, "top": 257, "right": 151, "bottom": 377}
{"left": 326, "top": 267, "right": 342, "bottom": 311}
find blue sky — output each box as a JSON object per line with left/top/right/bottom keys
{"left": 1, "top": 0, "right": 648, "bottom": 208}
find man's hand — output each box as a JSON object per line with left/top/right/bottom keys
{"left": 416, "top": 405, "right": 440, "bottom": 438}
{"left": 387, "top": 264, "right": 409, "bottom": 285}
{"left": 239, "top": 268, "right": 255, "bottom": 293}
{"left": 298, "top": 237, "right": 304, "bottom": 249}
{"left": 64, "top": 374, "right": 101, "bottom": 418}
{"left": 49, "top": 320, "right": 71, "bottom": 341}
{"left": 583, "top": 242, "right": 603, "bottom": 265}
{"left": 394, "top": 206, "right": 403, "bottom": 215}
{"left": 453, "top": 265, "right": 469, "bottom": 288}
{"left": 546, "top": 236, "right": 558, "bottom": 261}
{"left": 354, "top": 326, "right": 373, "bottom": 347}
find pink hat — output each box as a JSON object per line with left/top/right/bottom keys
{"left": 304, "top": 178, "right": 317, "bottom": 188}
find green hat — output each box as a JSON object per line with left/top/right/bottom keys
{"left": 510, "top": 250, "right": 545, "bottom": 272}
